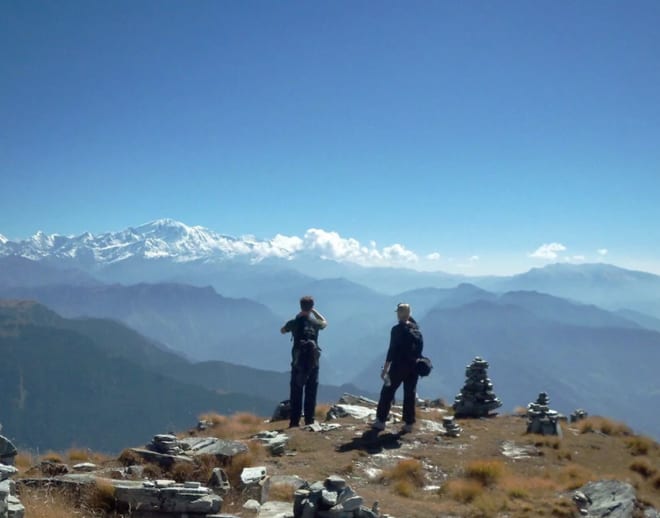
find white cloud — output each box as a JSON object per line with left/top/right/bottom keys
{"left": 426, "top": 252, "right": 441, "bottom": 261}
{"left": 529, "top": 242, "right": 567, "bottom": 260}
{"left": 469, "top": 255, "right": 480, "bottom": 262}
{"left": 300, "top": 228, "right": 419, "bottom": 267}
{"left": 597, "top": 248, "right": 608, "bottom": 256}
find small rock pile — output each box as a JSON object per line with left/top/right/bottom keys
{"left": 570, "top": 408, "right": 589, "bottom": 423}
{"left": 440, "top": 416, "right": 463, "bottom": 437}
{"left": 0, "top": 463, "right": 24, "bottom": 518}
{"left": 452, "top": 356, "right": 502, "bottom": 418}
{"left": 526, "top": 392, "right": 562, "bottom": 436}
{"left": 293, "top": 475, "right": 387, "bottom": 518}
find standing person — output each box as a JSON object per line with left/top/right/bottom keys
{"left": 280, "top": 296, "right": 328, "bottom": 428}
{"left": 372, "top": 303, "right": 423, "bottom": 434}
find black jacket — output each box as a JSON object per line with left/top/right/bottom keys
{"left": 385, "top": 317, "right": 423, "bottom": 376}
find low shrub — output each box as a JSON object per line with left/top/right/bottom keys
{"left": 267, "top": 482, "right": 296, "bottom": 502}
{"left": 393, "top": 479, "right": 415, "bottom": 498}
{"left": 117, "top": 448, "right": 143, "bottom": 466}
{"left": 41, "top": 451, "right": 64, "bottom": 463}
{"left": 577, "top": 416, "right": 632, "bottom": 436}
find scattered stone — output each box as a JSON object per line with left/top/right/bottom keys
{"left": 452, "top": 357, "right": 502, "bottom": 418}
{"left": 292, "top": 475, "right": 385, "bottom": 518}
{"left": 132, "top": 434, "right": 248, "bottom": 467}
{"left": 208, "top": 467, "right": 231, "bottom": 494}
{"left": 337, "top": 394, "right": 378, "bottom": 407}
{"left": 573, "top": 480, "right": 637, "bottom": 517}
{"left": 72, "top": 462, "right": 97, "bottom": 472}
{"left": 271, "top": 400, "right": 292, "bottom": 423}
{"left": 440, "top": 416, "right": 463, "bottom": 437}
{"left": 1, "top": 466, "right": 24, "bottom": 518}
{"left": 39, "top": 460, "right": 69, "bottom": 477}
{"left": 259, "top": 500, "right": 295, "bottom": 518}
{"left": 243, "top": 498, "right": 261, "bottom": 514}
{"left": 526, "top": 392, "right": 562, "bottom": 437}
{"left": 326, "top": 404, "right": 376, "bottom": 421}
{"left": 570, "top": 408, "right": 589, "bottom": 423}
{"left": 241, "top": 466, "right": 267, "bottom": 486}
{"left": 501, "top": 440, "right": 540, "bottom": 459}
{"left": 0, "top": 436, "right": 17, "bottom": 466}
{"left": 253, "top": 430, "right": 289, "bottom": 456}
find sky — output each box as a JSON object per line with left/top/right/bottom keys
{"left": 1, "top": 1, "right": 659, "bottom": 275}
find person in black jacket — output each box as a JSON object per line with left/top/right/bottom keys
{"left": 280, "top": 295, "right": 327, "bottom": 428}
{"left": 372, "top": 302, "right": 423, "bottom": 434}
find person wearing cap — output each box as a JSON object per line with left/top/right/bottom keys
{"left": 372, "top": 302, "right": 424, "bottom": 434}
{"left": 280, "top": 295, "right": 328, "bottom": 428}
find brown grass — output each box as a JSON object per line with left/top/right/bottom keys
{"left": 41, "top": 450, "right": 64, "bottom": 463}
{"left": 393, "top": 479, "right": 415, "bottom": 498}
{"left": 629, "top": 457, "right": 657, "bottom": 479}
{"left": 383, "top": 459, "right": 425, "bottom": 488}
{"left": 577, "top": 416, "right": 632, "bottom": 436}
{"left": 526, "top": 434, "right": 561, "bottom": 449}
{"left": 652, "top": 472, "right": 660, "bottom": 490}
{"left": 625, "top": 435, "right": 657, "bottom": 456}
{"left": 268, "top": 483, "right": 296, "bottom": 502}
{"left": 117, "top": 448, "right": 143, "bottom": 466}
{"left": 82, "top": 478, "right": 116, "bottom": 513}
{"left": 315, "top": 403, "right": 331, "bottom": 421}
{"left": 465, "top": 459, "right": 506, "bottom": 487}
{"left": 18, "top": 486, "right": 85, "bottom": 518}
{"left": 198, "top": 411, "right": 265, "bottom": 439}
{"left": 14, "top": 451, "right": 37, "bottom": 472}
{"left": 499, "top": 475, "right": 559, "bottom": 499}
{"left": 557, "top": 464, "right": 595, "bottom": 490}
{"left": 472, "top": 491, "right": 510, "bottom": 517}
{"left": 171, "top": 461, "right": 197, "bottom": 483}
{"left": 441, "top": 479, "right": 484, "bottom": 503}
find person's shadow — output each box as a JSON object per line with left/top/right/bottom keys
{"left": 336, "top": 430, "right": 403, "bottom": 454}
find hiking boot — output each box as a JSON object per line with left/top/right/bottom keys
{"left": 371, "top": 419, "right": 386, "bottom": 431}
{"left": 400, "top": 423, "right": 414, "bottom": 434}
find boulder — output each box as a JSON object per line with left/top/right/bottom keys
{"left": 0, "top": 437, "right": 17, "bottom": 466}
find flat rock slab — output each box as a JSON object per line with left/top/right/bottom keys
{"left": 579, "top": 480, "right": 637, "bottom": 518}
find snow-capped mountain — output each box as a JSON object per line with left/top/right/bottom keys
{"left": 0, "top": 219, "right": 298, "bottom": 266}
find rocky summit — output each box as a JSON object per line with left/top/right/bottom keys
{"left": 4, "top": 394, "right": 660, "bottom": 517}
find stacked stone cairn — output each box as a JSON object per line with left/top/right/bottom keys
{"left": 293, "top": 475, "right": 386, "bottom": 518}
{"left": 452, "top": 357, "right": 502, "bottom": 418}
{"left": 526, "top": 392, "right": 562, "bottom": 437}
{"left": 440, "top": 416, "right": 463, "bottom": 437}
{"left": 569, "top": 408, "right": 589, "bottom": 423}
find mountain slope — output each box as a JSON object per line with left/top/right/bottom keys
{"left": 0, "top": 301, "right": 275, "bottom": 452}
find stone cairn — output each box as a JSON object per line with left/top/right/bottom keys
{"left": 569, "top": 408, "right": 589, "bottom": 423}
{"left": 441, "top": 416, "right": 463, "bottom": 437}
{"left": 293, "top": 475, "right": 385, "bottom": 518}
{"left": 526, "top": 392, "right": 562, "bottom": 436}
{"left": 452, "top": 356, "right": 502, "bottom": 418}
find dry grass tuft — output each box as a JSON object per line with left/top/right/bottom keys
{"left": 117, "top": 448, "right": 143, "bottom": 466}
{"left": 383, "top": 459, "right": 425, "bottom": 488}
{"left": 14, "top": 451, "right": 37, "bottom": 472}
{"left": 199, "top": 412, "right": 265, "bottom": 439}
{"left": 66, "top": 448, "right": 90, "bottom": 463}
{"left": 625, "top": 435, "right": 657, "bottom": 456}
{"left": 499, "top": 475, "right": 559, "bottom": 499}
{"left": 629, "top": 457, "right": 657, "bottom": 479}
{"left": 18, "top": 486, "right": 84, "bottom": 517}
{"left": 268, "top": 483, "right": 296, "bottom": 502}
{"left": 441, "top": 479, "right": 484, "bottom": 503}
{"left": 171, "top": 461, "right": 197, "bottom": 483}
{"left": 577, "top": 416, "right": 632, "bottom": 436}
{"left": 527, "top": 434, "right": 561, "bottom": 449}
{"left": 550, "top": 498, "right": 575, "bottom": 517}
{"left": 142, "top": 463, "right": 164, "bottom": 480}
{"left": 393, "top": 479, "right": 415, "bottom": 498}
{"left": 465, "top": 459, "right": 506, "bottom": 487}
{"left": 82, "top": 478, "right": 116, "bottom": 513}
{"left": 315, "top": 403, "right": 332, "bottom": 421}
{"left": 557, "top": 464, "right": 595, "bottom": 490}
{"left": 225, "top": 451, "right": 259, "bottom": 487}
{"left": 41, "top": 450, "right": 64, "bottom": 463}
{"left": 652, "top": 472, "right": 660, "bottom": 490}
{"left": 472, "top": 491, "right": 510, "bottom": 517}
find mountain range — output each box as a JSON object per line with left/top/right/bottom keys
{"left": 1, "top": 219, "right": 660, "bottom": 442}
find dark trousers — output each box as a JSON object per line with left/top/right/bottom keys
{"left": 289, "top": 366, "right": 319, "bottom": 426}
{"left": 376, "top": 368, "right": 418, "bottom": 425}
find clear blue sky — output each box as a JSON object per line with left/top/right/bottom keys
{"left": 2, "top": 1, "right": 659, "bottom": 275}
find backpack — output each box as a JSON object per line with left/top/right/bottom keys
{"left": 292, "top": 316, "right": 321, "bottom": 375}
{"left": 406, "top": 321, "right": 431, "bottom": 377}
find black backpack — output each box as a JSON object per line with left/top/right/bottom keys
{"left": 406, "top": 321, "right": 432, "bottom": 377}
{"left": 292, "top": 316, "right": 321, "bottom": 374}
